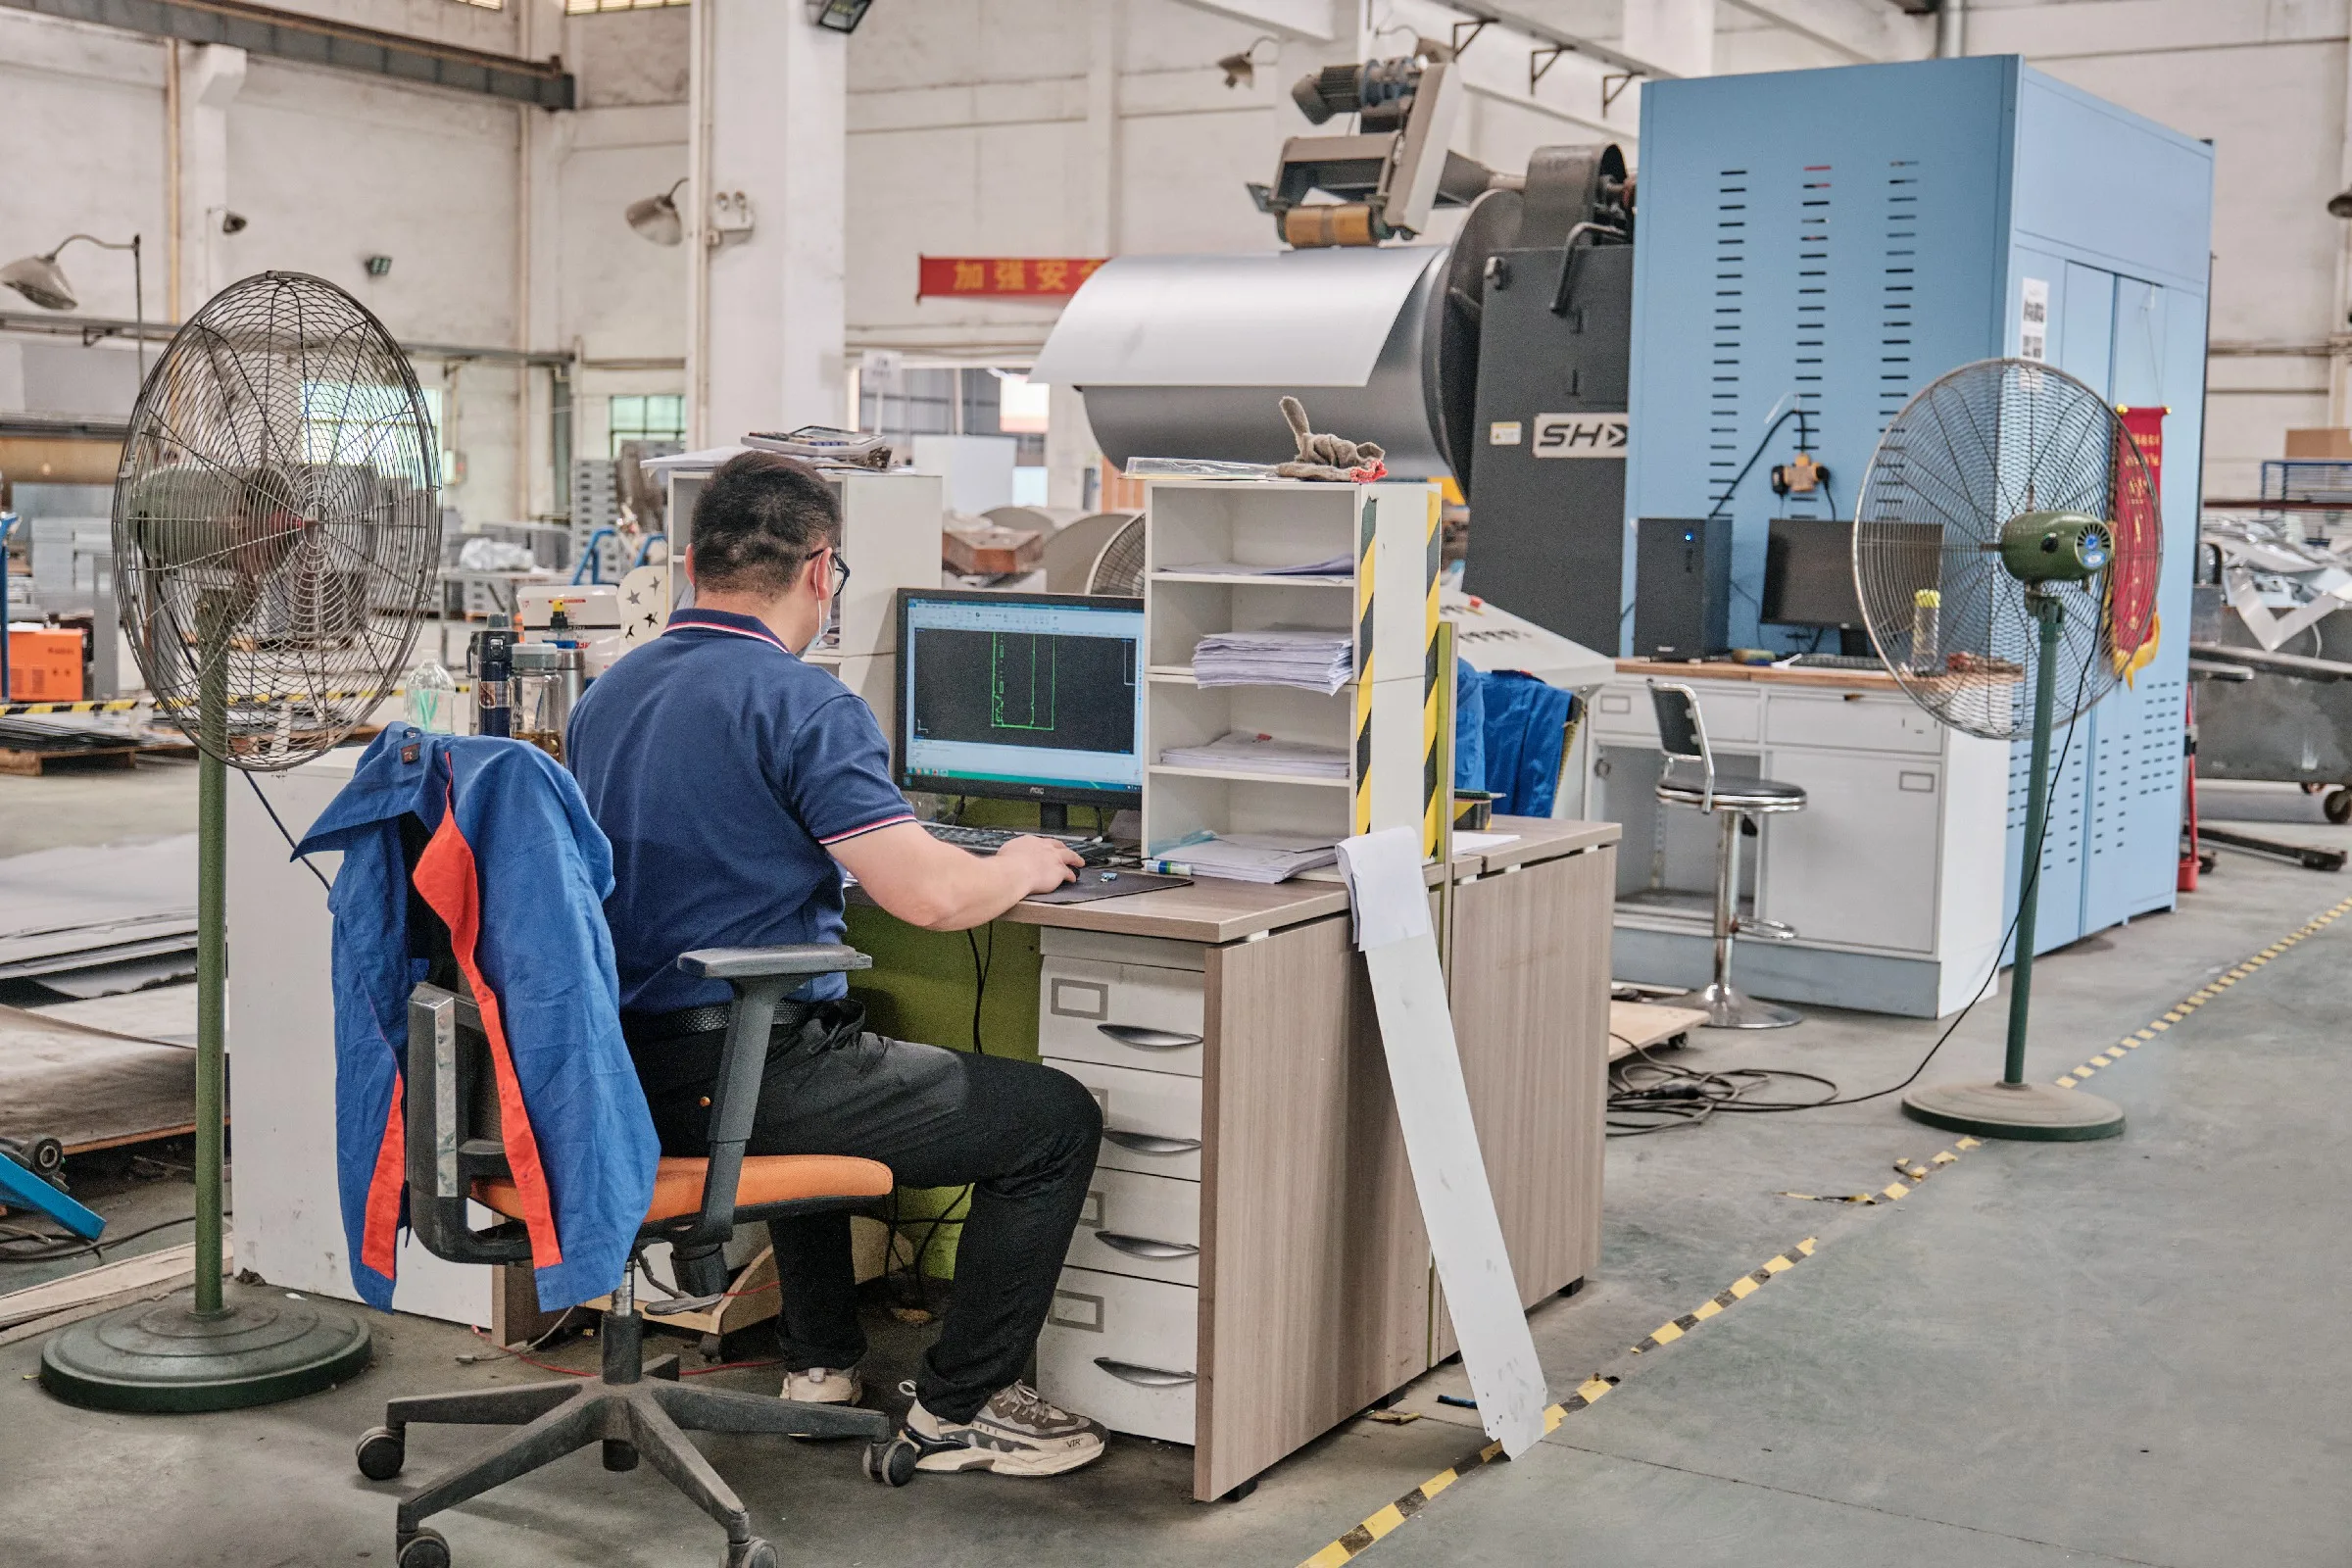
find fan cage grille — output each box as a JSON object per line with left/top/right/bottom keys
{"left": 114, "top": 272, "right": 442, "bottom": 770}
{"left": 1854, "top": 358, "right": 2159, "bottom": 742}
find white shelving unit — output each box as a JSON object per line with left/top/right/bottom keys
{"left": 1140, "top": 478, "right": 1438, "bottom": 858}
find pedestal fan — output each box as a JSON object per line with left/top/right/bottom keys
{"left": 41, "top": 272, "right": 441, "bottom": 1408}
{"left": 1854, "top": 358, "right": 2160, "bottom": 1142}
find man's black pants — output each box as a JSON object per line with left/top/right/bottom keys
{"left": 629, "top": 1004, "right": 1102, "bottom": 1424}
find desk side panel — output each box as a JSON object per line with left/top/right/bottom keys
{"left": 1198, "top": 913, "right": 1429, "bottom": 1502}
{"left": 1446, "top": 845, "right": 1613, "bottom": 1331}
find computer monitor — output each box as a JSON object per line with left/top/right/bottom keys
{"left": 894, "top": 587, "right": 1146, "bottom": 828}
{"left": 1762, "top": 517, "right": 1867, "bottom": 630}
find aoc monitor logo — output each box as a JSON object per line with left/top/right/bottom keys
{"left": 1532, "top": 413, "right": 1628, "bottom": 458}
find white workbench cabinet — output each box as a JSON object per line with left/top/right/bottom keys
{"left": 1588, "top": 674, "right": 2009, "bottom": 1018}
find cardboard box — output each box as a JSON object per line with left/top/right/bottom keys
{"left": 942, "top": 523, "right": 1043, "bottom": 577}
{"left": 2285, "top": 428, "right": 2352, "bottom": 461}
{"left": 7, "top": 626, "right": 83, "bottom": 702}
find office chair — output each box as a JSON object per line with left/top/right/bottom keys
{"left": 1647, "top": 681, "right": 1807, "bottom": 1029}
{"left": 355, "top": 945, "right": 899, "bottom": 1568}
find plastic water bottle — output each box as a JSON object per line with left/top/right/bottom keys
{"left": 405, "top": 661, "right": 461, "bottom": 734}
{"left": 1909, "top": 589, "right": 1941, "bottom": 675}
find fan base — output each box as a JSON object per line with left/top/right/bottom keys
{"left": 40, "top": 1280, "right": 371, "bottom": 1413}
{"left": 1900, "top": 1080, "right": 2125, "bottom": 1142}
{"left": 1667, "top": 981, "right": 1803, "bottom": 1030}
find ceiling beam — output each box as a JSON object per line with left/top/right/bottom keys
{"left": 1717, "top": 0, "right": 1932, "bottom": 64}
{"left": 1164, "top": 0, "right": 1339, "bottom": 43}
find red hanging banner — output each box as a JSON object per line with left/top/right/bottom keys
{"left": 917, "top": 256, "right": 1107, "bottom": 299}
{"left": 2109, "top": 405, "right": 2166, "bottom": 684}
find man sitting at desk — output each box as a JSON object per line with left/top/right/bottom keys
{"left": 567, "top": 451, "right": 1106, "bottom": 1478}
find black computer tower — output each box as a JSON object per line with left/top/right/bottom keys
{"left": 1634, "top": 516, "right": 1731, "bottom": 661}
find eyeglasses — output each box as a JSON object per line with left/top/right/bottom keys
{"left": 829, "top": 549, "right": 852, "bottom": 600}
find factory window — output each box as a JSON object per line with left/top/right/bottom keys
{"left": 564, "top": 0, "right": 688, "bottom": 12}
{"left": 609, "top": 394, "right": 686, "bottom": 457}
{"left": 303, "top": 382, "right": 451, "bottom": 486}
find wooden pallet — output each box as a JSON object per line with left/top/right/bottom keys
{"left": 1608, "top": 1000, "right": 1709, "bottom": 1061}
{"left": 0, "top": 741, "right": 139, "bottom": 776}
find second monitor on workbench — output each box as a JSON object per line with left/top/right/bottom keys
{"left": 893, "top": 587, "right": 1146, "bottom": 832}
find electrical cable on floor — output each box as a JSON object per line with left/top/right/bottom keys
{"left": 0, "top": 1210, "right": 208, "bottom": 1264}
{"left": 244, "top": 771, "right": 334, "bottom": 894}
{"left": 1611, "top": 640, "right": 2099, "bottom": 1132}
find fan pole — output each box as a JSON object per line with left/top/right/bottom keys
{"left": 1999, "top": 596, "right": 2064, "bottom": 1088}
{"left": 1901, "top": 590, "right": 2126, "bottom": 1143}
{"left": 192, "top": 663, "right": 226, "bottom": 1316}
{"left": 40, "top": 602, "right": 371, "bottom": 1410}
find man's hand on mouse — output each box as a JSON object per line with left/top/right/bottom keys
{"left": 1000, "top": 835, "right": 1083, "bottom": 894}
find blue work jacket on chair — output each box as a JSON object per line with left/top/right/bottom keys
{"left": 296, "top": 726, "right": 659, "bottom": 1312}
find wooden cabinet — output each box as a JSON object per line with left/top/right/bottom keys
{"left": 1027, "top": 820, "right": 1617, "bottom": 1500}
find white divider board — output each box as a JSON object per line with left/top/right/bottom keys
{"left": 1335, "top": 828, "right": 1549, "bottom": 1459}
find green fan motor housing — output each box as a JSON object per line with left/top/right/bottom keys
{"left": 1999, "top": 510, "right": 2112, "bottom": 584}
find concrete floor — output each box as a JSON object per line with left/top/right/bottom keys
{"left": 0, "top": 780, "right": 2344, "bottom": 1566}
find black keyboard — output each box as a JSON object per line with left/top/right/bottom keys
{"left": 921, "top": 821, "right": 1126, "bottom": 865}
{"left": 1782, "top": 653, "right": 1884, "bottom": 670}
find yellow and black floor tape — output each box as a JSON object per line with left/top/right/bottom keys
{"left": 1294, "top": 894, "right": 2352, "bottom": 1568}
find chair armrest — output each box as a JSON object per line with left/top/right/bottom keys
{"left": 666, "top": 943, "right": 872, "bottom": 1253}
{"left": 678, "top": 944, "right": 872, "bottom": 981}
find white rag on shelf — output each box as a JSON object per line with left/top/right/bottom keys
{"left": 1192, "top": 628, "right": 1353, "bottom": 694}
{"left": 1158, "top": 731, "right": 1348, "bottom": 779}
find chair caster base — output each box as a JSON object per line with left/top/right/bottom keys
{"left": 356, "top": 1425, "right": 406, "bottom": 1481}
{"left": 725, "top": 1538, "right": 778, "bottom": 1568}
{"left": 396, "top": 1527, "right": 450, "bottom": 1568}
{"left": 863, "top": 1435, "right": 920, "bottom": 1487}
{"left": 1668, "top": 982, "right": 1802, "bottom": 1030}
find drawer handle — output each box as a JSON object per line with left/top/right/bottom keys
{"left": 1098, "top": 1024, "right": 1203, "bottom": 1051}
{"left": 1096, "top": 1232, "right": 1200, "bottom": 1260}
{"left": 1102, "top": 1128, "right": 1203, "bottom": 1156}
{"left": 1095, "top": 1357, "right": 1197, "bottom": 1388}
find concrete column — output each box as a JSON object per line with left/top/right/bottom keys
{"left": 1624, "top": 0, "right": 1715, "bottom": 80}
{"left": 2333, "top": 38, "right": 2352, "bottom": 427}
{"left": 174, "top": 44, "right": 246, "bottom": 318}
{"left": 686, "top": 0, "right": 847, "bottom": 447}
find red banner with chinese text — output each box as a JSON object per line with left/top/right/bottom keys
{"left": 2108, "top": 405, "right": 2165, "bottom": 683}
{"left": 917, "top": 256, "right": 1106, "bottom": 299}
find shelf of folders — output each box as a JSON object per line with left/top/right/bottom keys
{"left": 1141, "top": 477, "right": 1442, "bottom": 866}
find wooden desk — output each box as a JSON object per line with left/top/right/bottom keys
{"left": 862, "top": 817, "right": 1619, "bottom": 1501}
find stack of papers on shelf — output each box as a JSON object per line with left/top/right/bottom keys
{"left": 1155, "top": 832, "right": 1341, "bottom": 884}
{"left": 1193, "top": 628, "right": 1354, "bottom": 693}
{"left": 1162, "top": 555, "right": 1355, "bottom": 577}
{"left": 1159, "top": 731, "right": 1348, "bottom": 778}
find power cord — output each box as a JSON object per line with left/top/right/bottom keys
{"left": 1612, "top": 636, "right": 2098, "bottom": 1130}
{"left": 244, "top": 772, "right": 333, "bottom": 894}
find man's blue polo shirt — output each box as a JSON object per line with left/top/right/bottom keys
{"left": 566, "top": 607, "right": 914, "bottom": 1015}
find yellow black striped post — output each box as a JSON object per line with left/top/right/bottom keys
{"left": 1419, "top": 487, "right": 1442, "bottom": 858}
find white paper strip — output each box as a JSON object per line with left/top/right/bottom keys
{"left": 1335, "top": 828, "right": 1548, "bottom": 1459}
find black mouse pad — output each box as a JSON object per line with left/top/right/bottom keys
{"left": 1026, "top": 870, "right": 1195, "bottom": 905}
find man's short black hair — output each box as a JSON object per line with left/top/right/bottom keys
{"left": 689, "top": 450, "right": 842, "bottom": 597}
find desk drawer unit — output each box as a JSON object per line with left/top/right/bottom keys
{"left": 1038, "top": 1265, "right": 1198, "bottom": 1445}
{"left": 1764, "top": 691, "right": 1940, "bottom": 754}
{"left": 1054, "top": 1058, "right": 1204, "bottom": 1181}
{"left": 1038, "top": 956, "right": 1206, "bottom": 1078}
{"left": 1591, "top": 682, "right": 1761, "bottom": 745}
{"left": 1070, "top": 1167, "right": 1200, "bottom": 1287}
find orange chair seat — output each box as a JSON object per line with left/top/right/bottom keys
{"left": 475, "top": 1154, "right": 895, "bottom": 1227}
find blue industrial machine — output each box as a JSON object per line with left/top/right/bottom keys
{"left": 1626, "top": 56, "right": 2213, "bottom": 953}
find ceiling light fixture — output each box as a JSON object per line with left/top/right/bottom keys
{"left": 1217, "top": 35, "right": 1280, "bottom": 89}
{"left": 626, "top": 178, "right": 689, "bottom": 246}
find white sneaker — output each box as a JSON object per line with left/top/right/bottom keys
{"left": 900, "top": 1381, "right": 1106, "bottom": 1476}
{"left": 781, "top": 1366, "right": 861, "bottom": 1405}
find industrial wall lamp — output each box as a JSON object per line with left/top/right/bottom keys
{"left": 1, "top": 231, "right": 147, "bottom": 381}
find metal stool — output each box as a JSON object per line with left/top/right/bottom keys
{"left": 1647, "top": 681, "right": 1807, "bottom": 1029}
